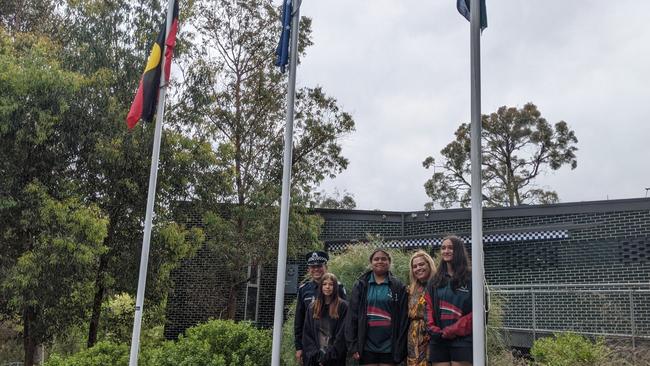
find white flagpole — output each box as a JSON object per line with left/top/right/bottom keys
{"left": 271, "top": 1, "right": 301, "bottom": 366}
{"left": 469, "top": 0, "right": 486, "bottom": 365}
{"left": 128, "top": 1, "right": 175, "bottom": 365}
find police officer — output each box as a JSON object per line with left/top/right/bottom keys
{"left": 294, "top": 250, "right": 346, "bottom": 364}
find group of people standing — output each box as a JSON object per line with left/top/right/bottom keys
{"left": 294, "top": 235, "right": 473, "bottom": 366}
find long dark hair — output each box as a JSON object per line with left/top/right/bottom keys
{"left": 312, "top": 273, "right": 342, "bottom": 320}
{"left": 431, "top": 235, "right": 471, "bottom": 290}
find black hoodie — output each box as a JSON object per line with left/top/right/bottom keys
{"left": 302, "top": 300, "right": 349, "bottom": 366}
{"left": 345, "top": 270, "right": 408, "bottom": 364}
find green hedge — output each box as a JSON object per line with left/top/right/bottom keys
{"left": 531, "top": 332, "right": 610, "bottom": 366}
{"left": 45, "top": 320, "right": 271, "bottom": 366}
{"left": 327, "top": 243, "right": 411, "bottom": 290}
{"left": 45, "top": 342, "right": 129, "bottom": 366}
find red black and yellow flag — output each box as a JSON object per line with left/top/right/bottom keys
{"left": 126, "top": 0, "right": 179, "bottom": 129}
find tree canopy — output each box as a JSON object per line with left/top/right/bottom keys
{"left": 0, "top": 0, "right": 356, "bottom": 362}
{"left": 175, "top": 0, "right": 355, "bottom": 317}
{"left": 423, "top": 103, "right": 578, "bottom": 208}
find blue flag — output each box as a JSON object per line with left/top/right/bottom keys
{"left": 457, "top": 0, "right": 487, "bottom": 31}
{"left": 276, "top": 0, "right": 292, "bottom": 73}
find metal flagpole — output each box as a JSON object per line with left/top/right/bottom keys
{"left": 128, "top": 0, "right": 175, "bottom": 364}
{"left": 271, "top": 1, "right": 301, "bottom": 366}
{"left": 469, "top": 0, "right": 486, "bottom": 365}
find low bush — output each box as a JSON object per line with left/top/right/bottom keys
{"left": 44, "top": 341, "right": 129, "bottom": 366}
{"left": 148, "top": 319, "right": 271, "bottom": 366}
{"left": 280, "top": 299, "right": 299, "bottom": 366}
{"left": 531, "top": 332, "right": 610, "bottom": 366}
{"left": 45, "top": 319, "right": 271, "bottom": 366}
{"left": 327, "top": 242, "right": 411, "bottom": 289}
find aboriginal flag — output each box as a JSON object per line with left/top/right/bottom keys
{"left": 126, "top": 0, "right": 179, "bottom": 129}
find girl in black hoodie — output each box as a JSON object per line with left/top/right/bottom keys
{"left": 302, "top": 273, "right": 349, "bottom": 366}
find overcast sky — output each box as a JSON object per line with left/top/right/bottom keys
{"left": 292, "top": 0, "right": 650, "bottom": 211}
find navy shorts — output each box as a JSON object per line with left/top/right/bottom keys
{"left": 429, "top": 344, "right": 473, "bottom": 363}
{"left": 360, "top": 351, "right": 394, "bottom": 364}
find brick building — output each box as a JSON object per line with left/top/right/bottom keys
{"left": 164, "top": 198, "right": 650, "bottom": 347}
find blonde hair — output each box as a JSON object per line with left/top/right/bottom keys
{"left": 408, "top": 250, "right": 436, "bottom": 294}
{"left": 312, "top": 273, "right": 342, "bottom": 320}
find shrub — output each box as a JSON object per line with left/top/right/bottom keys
{"left": 327, "top": 241, "right": 411, "bottom": 289}
{"left": 148, "top": 319, "right": 271, "bottom": 366}
{"left": 280, "top": 300, "right": 299, "bottom": 366}
{"left": 98, "top": 293, "right": 136, "bottom": 344}
{"left": 45, "top": 320, "right": 270, "bottom": 366}
{"left": 531, "top": 332, "right": 610, "bottom": 366}
{"left": 44, "top": 341, "right": 129, "bottom": 366}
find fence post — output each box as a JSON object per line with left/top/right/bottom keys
{"left": 629, "top": 290, "right": 636, "bottom": 353}
{"left": 532, "top": 291, "right": 537, "bottom": 342}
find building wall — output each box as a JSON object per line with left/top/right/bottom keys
{"left": 165, "top": 198, "right": 650, "bottom": 344}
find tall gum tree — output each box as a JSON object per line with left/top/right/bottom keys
{"left": 176, "top": 0, "right": 356, "bottom": 318}
{"left": 0, "top": 31, "right": 109, "bottom": 366}
{"left": 423, "top": 103, "right": 578, "bottom": 209}
{"left": 56, "top": 0, "right": 227, "bottom": 347}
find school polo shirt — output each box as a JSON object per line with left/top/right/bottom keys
{"left": 364, "top": 272, "right": 392, "bottom": 353}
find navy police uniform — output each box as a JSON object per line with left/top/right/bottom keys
{"left": 294, "top": 251, "right": 347, "bottom": 354}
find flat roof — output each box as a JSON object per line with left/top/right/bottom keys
{"left": 313, "top": 197, "right": 650, "bottom": 223}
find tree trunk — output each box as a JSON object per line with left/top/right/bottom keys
{"left": 23, "top": 306, "right": 37, "bottom": 366}
{"left": 87, "top": 254, "right": 108, "bottom": 348}
{"left": 226, "top": 285, "right": 238, "bottom": 319}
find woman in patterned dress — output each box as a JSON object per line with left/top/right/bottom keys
{"left": 407, "top": 250, "right": 437, "bottom": 366}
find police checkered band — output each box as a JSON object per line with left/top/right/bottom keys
{"left": 326, "top": 230, "right": 569, "bottom": 251}
{"left": 306, "top": 251, "right": 329, "bottom": 265}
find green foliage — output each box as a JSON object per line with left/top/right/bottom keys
{"left": 45, "top": 320, "right": 271, "bottom": 366}
{"left": 45, "top": 341, "right": 129, "bottom": 366}
{"left": 327, "top": 241, "right": 411, "bottom": 290}
{"left": 280, "top": 300, "right": 299, "bottom": 366}
{"left": 531, "top": 332, "right": 610, "bottom": 366}
{"left": 423, "top": 103, "right": 578, "bottom": 208}
{"left": 0, "top": 0, "right": 61, "bottom": 34}
{"left": 485, "top": 290, "right": 509, "bottom": 360}
{"left": 97, "top": 293, "right": 135, "bottom": 344}
{"left": 177, "top": 0, "right": 355, "bottom": 319}
{"left": 0, "top": 321, "right": 23, "bottom": 364}
{"left": 0, "top": 181, "right": 108, "bottom": 359}
{"left": 148, "top": 320, "right": 272, "bottom": 366}
{"left": 27, "top": 0, "right": 222, "bottom": 348}
{"left": 310, "top": 189, "right": 356, "bottom": 209}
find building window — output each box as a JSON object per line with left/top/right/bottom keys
{"left": 244, "top": 264, "right": 261, "bottom": 323}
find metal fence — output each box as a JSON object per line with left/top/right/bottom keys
{"left": 490, "top": 283, "right": 650, "bottom": 348}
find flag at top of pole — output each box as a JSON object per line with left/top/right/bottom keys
{"left": 275, "top": 0, "right": 292, "bottom": 73}
{"left": 457, "top": 0, "right": 487, "bottom": 31}
{"left": 126, "top": 0, "right": 179, "bottom": 129}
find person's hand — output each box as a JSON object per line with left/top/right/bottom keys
{"left": 352, "top": 352, "right": 361, "bottom": 360}
{"left": 295, "top": 350, "right": 303, "bottom": 364}
{"left": 442, "top": 327, "right": 457, "bottom": 340}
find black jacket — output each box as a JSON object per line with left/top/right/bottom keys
{"left": 302, "top": 300, "right": 349, "bottom": 366}
{"left": 345, "top": 271, "right": 408, "bottom": 364}
{"left": 295, "top": 280, "right": 347, "bottom": 351}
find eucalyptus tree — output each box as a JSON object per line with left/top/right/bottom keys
{"left": 56, "top": 0, "right": 225, "bottom": 346}
{"left": 175, "top": 0, "right": 355, "bottom": 317}
{"left": 0, "top": 30, "right": 111, "bottom": 366}
{"left": 423, "top": 103, "right": 578, "bottom": 208}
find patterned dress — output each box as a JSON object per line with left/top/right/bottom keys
{"left": 407, "top": 284, "right": 430, "bottom": 366}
